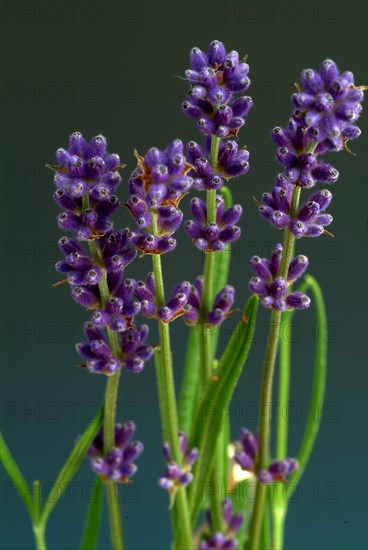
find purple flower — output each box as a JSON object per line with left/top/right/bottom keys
{"left": 185, "top": 195, "right": 242, "bottom": 252}
{"left": 159, "top": 431, "right": 198, "bottom": 492}
{"left": 95, "top": 229, "right": 137, "bottom": 273}
{"left": 200, "top": 498, "right": 244, "bottom": 550}
{"left": 126, "top": 231, "right": 177, "bottom": 256}
{"left": 182, "top": 41, "right": 253, "bottom": 138}
{"left": 158, "top": 281, "right": 192, "bottom": 323}
{"left": 76, "top": 322, "right": 121, "bottom": 376}
{"left": 128, "top": 140, "right": 193, "bottom": 210}
{"left": 248, "top": 244, "right": 310, "bottom": 311}
{"left": 126, "top": 140, "right": 192, "bottom": 256}
{"left": 186, "top": 139, "right": 250, "bottom": 191}
{"left": 91, "top": 278, "right": 141, "bottom": 332}
{"left": 258, "top": 458, "right": 299, "bottom": 484}
{"left": 186, "top": 140, "right": 225, "bottom": 191}
{"left": 135, "top": 273, "right": 192, "bottom": 323}
{"left": 120, "top": 324, "right": 153, "bottom": 373}
{"left": 258, "top": 174, "right": 333, "bottom": 237}
{"left": 217, "top": 138, "right": 250, "bottom": 179}
{"left": 56, "top": 237, "right": 102, "bottom": 286}
{"left": 76, "top": 321, "right": 153, "bottom": 376}
{"left": 234, "top": 427, "right": 298, "bottom": 484}
{"left": 183, "top": 276, "right": 235, "bottom": 326}
{"left": 271, "top": 119, "right": 340, "bottom": 188}
{"left": 87, "top": 421, "right": 143, "bottom": 483}
{"left": 292, "top": 59, "right": 365, "bottom": 151}
{"left": 289, "top": 189, "right": 333, "bottom": 238}
{"left": 52, "top": 132, "right": 123, "bottom": 240}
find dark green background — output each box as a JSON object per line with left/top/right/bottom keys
{"left": 1, "top": 1, "right": 367, "bottom": 548}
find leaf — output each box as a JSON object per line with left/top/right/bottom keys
{"left": 229, "top": 479, "right": 252, "bottom": 547}
{"left": 80, "top": 476, "right": 103, "bottom": 550}
{"left": 0, "top": 432, "right": 35, "bottom": 521}
{"left": 287, "top": 274, "right": 328, "bottom": 495}
{"left": 40, "top": 404, "right": 104, "bottom": 527}
{"left": 178, "top": 327, "right": 201, "bottom": 436}
{"left": 188, "top": 295, "right": 259, "bottom": 526}
{"left": 216, "top": 413, "right": 230, "bottom": 490}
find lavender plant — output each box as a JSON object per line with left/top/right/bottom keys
{"left": 1, "top": 41, "right": 365, "bottom": 550}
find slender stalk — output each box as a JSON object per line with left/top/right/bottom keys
{"left": 32, "top": 481, "right": 45, "bottom": 550}
{"left": 276, "top": 314, "right": 292, "bottom": 460}
{"left": 248, "top": 184, "right": 301, "bottom": 550}
{"left": 33, "top": 525, "right": 46, "bottom": 550}
{"left": 198, "top": 135, "right": 224, "bottom": 532}
{"left": 150, "top": 214, "right": 192, "bottom": 550}
{"left": 33, "top": 481, "right": 46, "bottom": 550}
{"left": 248, "top": 308, "right": 281, "bottom": 550}
{"left": 200, "top": 129, "right": 219, "bottom": 383}
{"left": 106, "top": 482, "right": 124, "bottom": 550}
{"left": 86, "top": 208, "right": 124, "bottom": 549}
{"left": 178, "top": 326, "right": 201, "bottom": 437}
{"left": 272, "top": 313, "right": 292, "bottom": 550}
{"left": 33, "top": 480, "right": 42, "bottom": 523}
{"left": 200, "top": 252, "right": 215, "bottom": 386}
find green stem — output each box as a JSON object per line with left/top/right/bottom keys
{"left": 200, "top": 134, "right": 219, "bottom": 382}
{"left": 276, "top": 313, "right": 292, "bottom": 459}
{"left": 272, "top": 496, "right": 286, "bottom": 550}
{"left": 33, "top": 525, "right": 46, "bottom": 550}
{"left": 87, "top": 222, "right": 124, "bottom": 549}
{"left": 199, "top": 135, "right": 224, "bottom": 533}
{"left": 151, "top": 214, "right": 192, "bottom": 550}
{"left": 106, "top": 482, "right": 124, "bottom": 550}
{"left": 249, "top": 184, "right": 301, "bottom": 550}
{"left": 178, "top": 326, "right": 201, "bottom": 437}
{"left": 33, "top": 480, "right": 42, "bottom": 524}
{"left": 87, "top": 221, "right": 122, "bottom": 457}
{"left": 272, "top": 313, "right": 292, "bottom": 550}
{"left": 200, "top": 252, "right": 215, "bottom": 387}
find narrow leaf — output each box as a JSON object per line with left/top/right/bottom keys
{"left": 0, "top": 432, "right": 35, "bottom": 521}
{"left": 188, "top": 295, "right": 259, "bottom": 525}
{"left": 216, "top": 414, "right": 230, "bottom": 490}
{"left": 229, "top": 479, "right": 252, "bottom": 547}
{"left": 287, "top": 274, "right": 328, "bottom": 495}
{"left": 40, "top": 404, "right": 104, "bottom": 526}
{"left": 80, "top": 476, "right": 103, "bottom": 550}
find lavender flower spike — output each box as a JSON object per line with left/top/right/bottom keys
{"left": 185, "top": 195, "right": 242, "bottom": 252}
{"left": 248, "top": 244, "right": 310, "bottom": 311}
{"left": 52, "top": 132, "right": 123, "bottom": 241}
{"left": 186, "top": 138, "right": 250, "bottom": 192}
{"left": 183, "top": 41, "right": 253, "bottom": 138}
{"left": 292, "top": 59, "right": 366, "bottom": 151}
{"left": 159, "top": 431, "right": 198, "bottom": 495}
{"left": 200, "top": 498, "right": 244, "bottom": 550}
{"left": 135, "top": 272, "right": 192, "bottom": 323}
{"left": 87, "top": 421, "right": 143, "bottom": 483}
{"left": 183, "top": 276, "right": 235, "bottom": 326}
{"left": 234, "top": 427, "right": 298, "bottom": 484}
{"left": 127, "top": 140, "right": 193, "bottom": 255}
{"left": 76, "top": 322, "right": 121, "bottom": 376}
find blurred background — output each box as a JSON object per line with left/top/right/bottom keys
{"left": 1, "top": 1, "right": 367, "bottom": 548}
